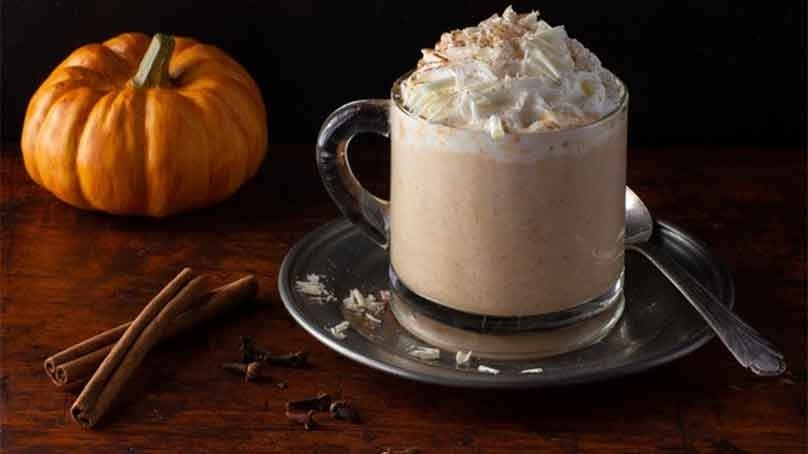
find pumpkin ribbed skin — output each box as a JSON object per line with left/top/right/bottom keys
{"left": 21, "top": 33, "right": 267, "bottom": 217}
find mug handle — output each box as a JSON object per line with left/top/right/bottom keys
{"left": 316, "top": 99, "right": 391, "bottom": 249}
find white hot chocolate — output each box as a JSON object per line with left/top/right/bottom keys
{"left": 389, "top": 7, "right": 627, "bottom": 318}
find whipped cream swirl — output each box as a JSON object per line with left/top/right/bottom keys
{"left": 399, "top": 7, "right": 623, "bottom": 137}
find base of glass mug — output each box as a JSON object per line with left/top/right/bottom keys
{"left": 389, "top": 267, "right": 625, "bottom": 360}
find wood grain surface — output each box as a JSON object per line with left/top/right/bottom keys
{"left": 0, "top": 143, "right": 805, "bottom": 453}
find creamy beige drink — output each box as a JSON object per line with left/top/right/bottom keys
{"left": 389, "top": 104, "right": 625, "bottom": 316}
{"left": 317, "top": 7, "right": 627, "bottom": 357}
{"left": 390, "top": 7, "right": 626, "bottom": 317}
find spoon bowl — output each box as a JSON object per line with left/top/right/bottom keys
{"left": 625, "top": 187, "right": 654, "bottom": 244}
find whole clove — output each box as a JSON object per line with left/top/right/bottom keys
{"left": 286, "top": 393, "right": 332, "bottom": 412}
{"left": 221, "top": 361, "right": 277, "bottom": 384}
{"left": 286, "top": 409, "right": 316, "bottom": 430}
{"left": 329, "top": 400, "right": 361, "bottom": 423}
{"left": 240, "top": 336, "right": 271, "bottom": 363}
{"left": 240, "top": 336, "right": 309, "bottom": 368}
{"left": 264, "top": 350, "right": 309, "bottom": 368}
{"left": 221, "top": 362, "right": 250, "bottom": 379}
{"left": 245, "top": 362, "right": 264, "bottom": 382}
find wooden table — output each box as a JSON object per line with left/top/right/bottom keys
{"left": 1, "top": 142, "right": 804, "bottom": 453}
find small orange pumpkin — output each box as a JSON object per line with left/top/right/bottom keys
{"left": 21, "top": 33, "right": 267, "bottom": 217}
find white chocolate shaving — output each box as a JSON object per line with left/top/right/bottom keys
{"left": 328, "top": 321, "right": 350, "bottom": 339}
{"left": 342, "top": 288, "right": 388, "bottom": 316}
{"left": 295, "top": 274, "right": 337, "bottom": 303}
{"left": 408, "top": 346, "right": 441, "bottom": 361}
{"left": 365, "top": 313, "right": 382, "bottom": 324}
{"left": 476, "top": 365, "right": 500, "bottom": 375}
{"left": 455, "top": 350, "right": 473, "bottom": 367}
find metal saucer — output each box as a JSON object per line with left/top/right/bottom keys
{"left": 279, "top": 218, "right": 734, "bottom": 388}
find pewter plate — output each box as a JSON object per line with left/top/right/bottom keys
{"left": 279, "top": 218, "right": 734, "bottom": 388}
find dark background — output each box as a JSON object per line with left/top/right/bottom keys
{"left": 1, "top": 0, "right": 805, "bottom": 147}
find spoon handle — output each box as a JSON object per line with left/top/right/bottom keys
{"left": 627, "top": 241, "right": 786, "bottom": 376}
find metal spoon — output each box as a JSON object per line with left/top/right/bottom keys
{"left": 624, "top": 187, "right": 786, "bottom": 376}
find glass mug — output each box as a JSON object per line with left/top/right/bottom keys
{"left": 317, "top": 73, "right": 628, "bottom": 358}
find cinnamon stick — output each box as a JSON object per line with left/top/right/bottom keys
{"left": 71, "top": 269, "right": 209, "bottom": 428}
{"left": 44, "top": 323, "right": 128, "bottom": 383}
{"left": 53, "top": 347, "right": 115, "bottom": 389}
{"left": 44, "top": 275, "right": 259, "bottom": 388}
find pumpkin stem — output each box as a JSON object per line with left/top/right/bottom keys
{"left": 132, "top": 33, "right": 175, "bottom": 88}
